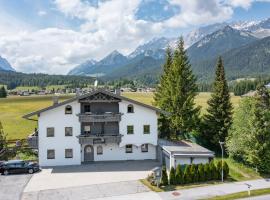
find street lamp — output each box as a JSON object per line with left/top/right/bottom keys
{"left": 219, "top": 141, "right": 225, "bottom": 182}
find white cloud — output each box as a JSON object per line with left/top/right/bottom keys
{"left": 38, "top": 10, "right": 47, "bottom": 16}
{"left": 228, "top": 0, "right": 270, "bottom": 9}
{"left": 0, "top": 0, "right": 269, "bottom": 74}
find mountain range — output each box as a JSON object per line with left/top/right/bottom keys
{"left": 0, "top": 56, "right": 15, "bottom": 72}
{"left": 68, "top": 18, "right": 270, "bottom": 82}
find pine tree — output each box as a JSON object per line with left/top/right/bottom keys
{"left": 209, "top": 160, "right": 219, "bottom": 180}
{"left": 223, "top": 161, "right": 229, "bottom": 179}
{"left": 204, "top": 163, "right": 211, "bottom": 181}
{"left": 154, "top": 47, "right": 173, "bottom": 139}
{"left": 161, "top": 166, "right": 168, "bottom": 186}
{"left": 0, "top": 86, "right": 7, "bottom": 98}
{"left": 175, "top": 164, "right": 183, "bottom": 184}
{"left": 155, "top": 37, "right": 200, "bottom": 139}
{"left": 169, "top": 167, "right": 176, "bottom": 185}
{"left": 203, "top": 57, "right": 233, "bottom": 153}
{"left": 198, "top": 164, "right": 205, "bottom": 182}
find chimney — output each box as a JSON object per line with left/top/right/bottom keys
{"left": 52, "top": 96, "right": 59, "bottom": 105}
{"left": 115, "top": 88, "right": 121, "bottom": 96}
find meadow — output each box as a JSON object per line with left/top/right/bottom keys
{"left": 0, "top": 92, "right": 241, "bottom": 140}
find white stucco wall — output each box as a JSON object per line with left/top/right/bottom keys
{"left": 193, "top": 157, "right": 209, "bottom": 164}
{"left": 119, "top": 100, "right": 158, "bottom": 147}
{"left": 81, "top": 143, "right": 156, "bottom": 161}
{"left": 38, "top": 101, "right": 81, "bottom": 166}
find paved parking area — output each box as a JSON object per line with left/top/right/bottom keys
{"left": 24, "top": 160, "right": 159, "bottom": 192}
{"left": 0, "top": 174, "right": 32, "bottom": 200}
{"left": 22, "top": 180, "right": 153, "bottom": 200}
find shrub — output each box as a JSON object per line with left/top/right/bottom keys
{"left": 169, "top": 167, "right": 176, "bottom": 185}
{"left": 223, "top": 161, "right": 229, "bottom": 179}
{"left": 183, "top": 165, "right": 192, "bottom": 184}
{"left": 210, "top": 160, "right": 219, "bottom": 180}
{"left": 161, "top": 166, "right": 168, "bottom": 186}
{"left": 204, "top": 163, "right": 211, "bottom": 181}
{"left": 175, "top": 164, "right": 183, "bottom": 184}
{"left": 190, "top": 164, "right": 196, "bottom": 182}
{"left": 198, "top": 164, "right": 205, "bottom": 182}
{"left": 216, "top": 160, "right": 222, "bottom": 179}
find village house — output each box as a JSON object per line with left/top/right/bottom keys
{"left": 23, "top": 89, "right": 214, "bottom": 167}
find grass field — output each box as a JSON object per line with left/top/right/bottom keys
{"left": 0, "top": 92, "right": 241, "bottom": 139}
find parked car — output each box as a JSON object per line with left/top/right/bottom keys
{"left": 0, "top": 160, "right": 40, "bottom": 175}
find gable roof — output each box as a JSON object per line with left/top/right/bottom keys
{"left": 23, "top": 88, "right": 167, "bottom": 119}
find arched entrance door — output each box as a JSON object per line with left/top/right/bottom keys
{"left": 84, "top": 145, "right": 94, "bottom": 162}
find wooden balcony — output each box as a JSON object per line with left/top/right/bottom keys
{"left": 27, "top": 131, "right": 38, "bottom": 149}
{"left": 78, "top": 112, "right": 122, "bottom": 123}
{"left": 77, "top": 134, "right": 122, "bottom": 145}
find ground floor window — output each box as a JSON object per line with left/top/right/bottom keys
{"left": 141, "top": 144, "right": 148, "bottom": 152}
{"left": 97, "top": 145, "right": 103, "bottom": 155}
{"left": 47, "top": 149, "right": 55, "bottom": 159}
{"left": 65, "top": 149, "right": 73, "bottom": 158}
{"left": 125, "top": 144, "right": 133, "bottom": 153}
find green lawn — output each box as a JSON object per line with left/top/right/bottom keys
{"left": 0, "top": 92, "right": 241, "bottom": 140}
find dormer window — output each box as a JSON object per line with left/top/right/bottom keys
{"left": 65, "top": 105, "right": 72, "bottom": 114}
{"left": 127, "top": 104, "right": 134, "bottom": 113}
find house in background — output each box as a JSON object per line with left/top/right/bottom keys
{"left": 23, "top": 89, "right": 214, "bottom": 167}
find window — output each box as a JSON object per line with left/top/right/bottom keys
{"left": 84, "top": 125, "right": 91, "bottom": 134}
{"left": 47, "top": 127, "right": 54, "bottom": 137}
{"left": 127, "top": 104, "right": 134, "bottom": 113}
{"left": 97, "top": 145, "right": 103, "bottom": 155}
{"left": 84, "top": 105, "right": 91, "bottom": 113}
{"left": 65, "top": 127, "right": 73, "bottom": 136}
{"left": 65, "top": 105, "right": 72, "bottom": 114}
{"left": 47, "top": 149, "right": 55, "bottom": 159}
{"left": 143, "top": 125, "right": 150, "bottom": 134}
{"left": 65, "top": 149, "right": 73, "bottom": 158}
{"left": 127, "top": 125, "right": 134, "bottom": 134}
{"left": 141, "top": 144, "right": 148, "bottom": 152}
{"left": 126, "top": 145, "right": 132, "bottom": 153}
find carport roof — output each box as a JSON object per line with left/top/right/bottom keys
{"left": 158, "top": 139, "right": 214, "bottom": 156}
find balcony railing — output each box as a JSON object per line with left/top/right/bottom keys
{"left": 27, "top": 131, "right": 38, "bottom": 149}
{"left": 77, "top": 134, "right": 122, "bottom": 145}
{"left": 78, "top": 112, "right": 122, "bottom": 122}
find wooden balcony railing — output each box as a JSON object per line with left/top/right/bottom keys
{"left": 78, "top": 112, "right": 122, "bottom": 122}
{"left": 77, "top": 134, "right": 122, "bottom": 145}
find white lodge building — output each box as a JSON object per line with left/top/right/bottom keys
{"left": 24, "top": 89, "right": 214, "bottom": 167}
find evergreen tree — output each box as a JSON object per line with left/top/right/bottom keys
{"left": 216, "top": 160, "right": 222, "bottom": 179}
{"left": 0, "top": 86, "right": 7, "bottom": 98}
{"left": 175, "top": 164, "right": 183, "bottom": 185}
{"left": 169, "top": 167, "right": 176, "bottom": 185}
{"left": 0, "top": 121, "right": 7, "bottom": 151}
{"left": 183, "top": 165, "right": 192, "bottom": 184}
{"left": 203, "top": 57, "right": 233, "bottom": 153}
{"left": 161, "top": 166, "right": 168, "bottom": 186}
{"left": 198, "top": 164, "right": 205, "bottom": 182}
{"left": 223, "top": 161, "right": 229, "bottom": 179}
{"left": 204, "top": 163, "right": 211, "bottom": 181}
{"left": 209, "top": 160, "right": 219, "bottom": 180}
{"left": 154, "top": 47, "right": 173, "bottom": 139}
{"left": 155, "top": 37, "right": 200, "bottom": 139}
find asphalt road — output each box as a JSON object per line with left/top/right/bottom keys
{"left": 0, "top": 174, "right": 32, "bottom": 200}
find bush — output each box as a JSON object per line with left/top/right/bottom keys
{"left": 175, "top": 164, "right": 183, "bottom": 184}
{"left": 183, "top": 165, "right": 192, "bottom": 184}
{"left": 198, "top": 164, "right": 205, "bottom": 182}
{"left": 204, "top": 163, "right": 211, "bottom": 181}
{"left": 190, "top": 164, "right": 197, "bottom": 182}
{"left": 216, "top": 160, "right": 222, "bottom": 179}
{"left": 223, "top": 161, "right": 229, "bottom": 179}
{"left": 161, "top": 166, "right": 168, "bottom": 186}
{"left": 169, "top": 167, "right": 176, "bottom": 185}
{"left": 210, "top": 160, "right": 219, "bottom": 180}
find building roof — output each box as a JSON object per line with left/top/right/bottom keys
{"left": 158, "top": 139, "right": 214, "bottom": 156}
{"left": 23, "top": 88, "right": 168, "bottom": 119}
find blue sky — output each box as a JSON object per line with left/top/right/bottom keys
{"left": 0, "top": 0, "right": 270, "bottom": 74}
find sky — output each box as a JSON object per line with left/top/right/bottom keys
{"left": 0, "top": 0, "right": 270, "bottom": 74}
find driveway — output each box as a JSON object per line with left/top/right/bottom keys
{"left": 0, "top": 174, "right": 32, "bottom": 200}
{"left": 24, "top": 160, "right": 159, "bottom": 192}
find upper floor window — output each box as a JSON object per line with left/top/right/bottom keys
{"left": 143, "top": 125, "right": 150, "bottom": 134}
{"left": 127, "top": 104, "right": 134, "bottom": 113}
{"left": 141, "top": 144, "right": 148, "bottom": 152}
{"left": 97, "top": 145, "right": 103, "bottom": 155}
{"left": 126, "top": 144, "right": 133, "bottom": 153}
{"left": 47, "top": 127, "right": 54, "bottom": 137}
{"left": 127, "top": 125, "right": 134, "bottom": 134}
{"left": 84, "top": 105, "right": 91, "bottom": 113}
{"left": 65, "top": 127, "right": 73, "bottom": 136}
{"left": 65, "top": 105, "right": 72, "bottom": 114}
